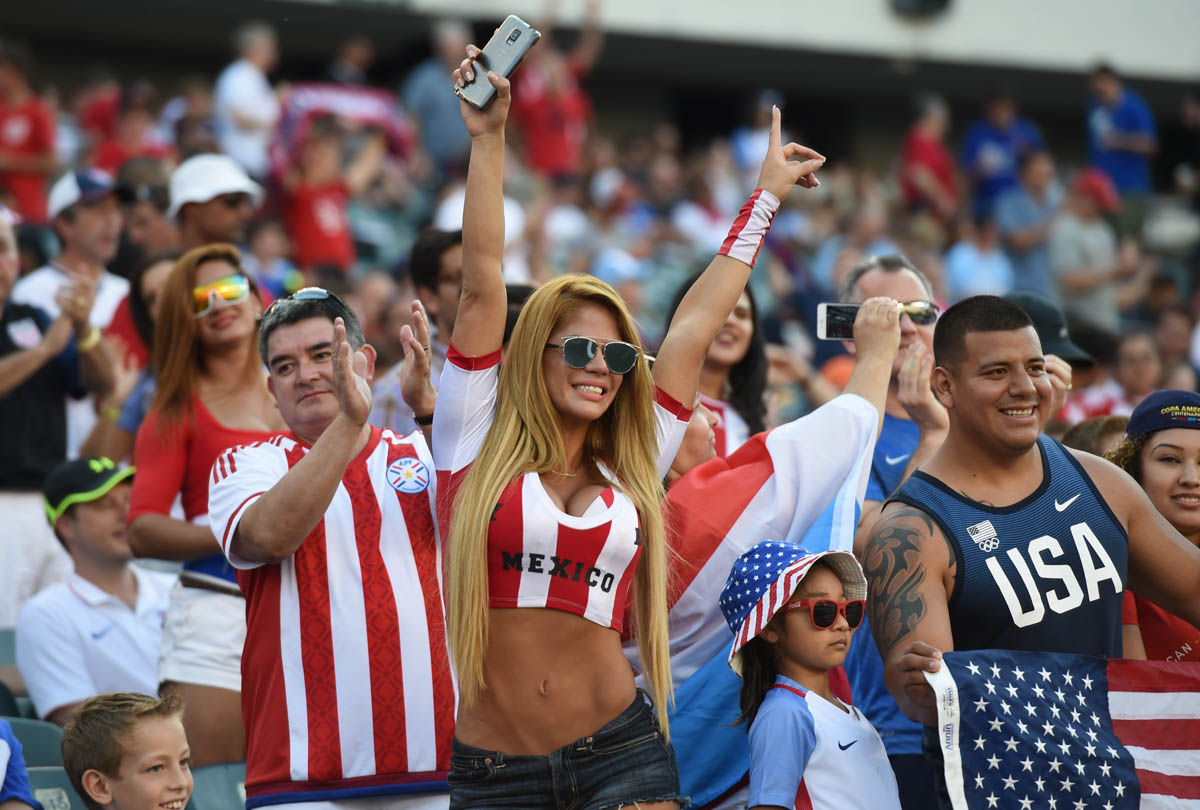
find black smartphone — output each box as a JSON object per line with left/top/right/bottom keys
{"left": 454, "top": 15, "right": 542, "bottom": 110}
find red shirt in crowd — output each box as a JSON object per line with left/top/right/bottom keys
{"left": 510, "top": 57, "right": 592, "bottom": 178}
{"left": 0, "top": 95, "right": 56, "bottom": 224}
{"left": 284, "top": 180, "right": 354, "bottom": 272}
{"left": 104, "top": 296, "right": 151, "bottom": 370}
{"left": 1123, "top": 589, "right": 1200, "bottom": 663}
{"left": 899, "top": 127, "right": 957, "bottom": 217}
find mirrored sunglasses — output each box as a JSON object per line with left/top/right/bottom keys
{"left": 901, "top": 300, "right": 939, "bottom": 325}
{"left": 261, "top": 286, "right": 335, "bottom": 320}
{"left": 545, "top": 336, "right": 641, "bottom": 375}
{"left": 783, "top": 597, "right": 866, "bottom": 630}
{"left": 193, "top": 274, "right": 251, "bottom": 318}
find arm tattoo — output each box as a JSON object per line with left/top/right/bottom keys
{"left": 863, "top": 506, "right": 939, "bottom": 656}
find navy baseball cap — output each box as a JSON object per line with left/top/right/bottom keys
{"left": 43, "top": 456, "right": 135, "bottom": 527}
{"left": 48, "top": 169, "right": 123, "bottom": 220}
{"left": 1125, "top": 390, "right": 1200, "bottom": 438}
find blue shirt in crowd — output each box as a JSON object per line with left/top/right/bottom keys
{"left": 0, "top": 719, "right": 38, "bottom": 810}
{"left": 961, "top": 117, "right": 1043, "bottom": 216}
{"left": 1088, "top": 88, "right": 1157, "bottom": 194}
{"left": 993, "top": 183, "right": 1062, "bottom": 299}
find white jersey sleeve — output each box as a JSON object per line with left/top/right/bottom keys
{"left": 208, "top": 438, "right": 293, "bottom": 570}
{"left": 432, "top": 345, "right": 500, "bottom": 475}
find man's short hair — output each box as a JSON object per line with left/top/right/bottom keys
{"left": 233, "top": 21, "right": 276, "bottom": 56}
{"left": 258, "top": 288, "right": 366, "bottom": 364}
{"left": 409, "top": 229, "right": 462, "bottom": 293}
{"left": 933, "top": 295, "right": 1034, "bottom": 370}
{"left": 1091, "top": 62, "right": 1119, "bottom": 81}
{"left": 62, "top": 692, "right": 185, "bottom": 810}
{"left": 838, "top": 253, "right": 935, "bottom": 303}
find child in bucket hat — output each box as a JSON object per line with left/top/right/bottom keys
{"left": 720, "top": 540, "right": 900, "bottom": 810}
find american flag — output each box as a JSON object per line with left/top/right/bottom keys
{"left": 925, "top": 649, "right": 1200, "bottom": 809}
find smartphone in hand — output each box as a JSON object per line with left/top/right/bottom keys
{"left": 816, "top": 303, "right": 859, "bottom": 341}
{"left": 454, "top": 15, "right": 542, "bottom": 110}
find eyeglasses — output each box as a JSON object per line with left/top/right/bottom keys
{"left": 545, "top": 336, "right": 641, "bottom": 375}
{"left": 900, "top": 301, "right": 939, "bottom": 325}
{"left": 783, "top": 597, "right": 866, "bottom": 630}
{"left": 193, "top": 274, "right": 251, "bottom": 318}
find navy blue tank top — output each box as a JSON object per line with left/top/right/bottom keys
{"left": 888, "top": 435, "right": 1127, "bottom": 657}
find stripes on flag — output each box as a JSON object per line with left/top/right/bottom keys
{"left": 927, "top": 649, "right": 1200, "bottom": 809}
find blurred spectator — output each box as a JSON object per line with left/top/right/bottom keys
{"left": 899, "top": 93, "right": 958, "bottom": 225}
{"left": 1, "top": 204, "right": 114, "bottom": 628}
{"left": 0, "top": 40, "right": 56, "bottom": 224}
{"left": 960, "top": 91, "right": 1044, "bottom": 217}
{"left": 1058, "top": 318, "right": 1124, "bottom": 423}
{"left": 994, "top": 149, "right": 1061, "bottom": 297}
{"left": 213, "top": 22, "right": 280, "bottom": 178}
{"left": 282, "top": 117, "right": 386, "bottom": 274}
{"left": 943, "top": 213, "right": 1014, "bottom": 300}
{"left": 161, "top": 75, "right": 219, "bottom": 159}
{"left": 242, "top": 218, "right": 301, "bottom": 298}
{"left": 1113, "top": 330, "right": 1163, "bottom": 413}
{"left": 13, "top": 170, "right": 126, "bottom": 458}
{"left": 91, "top": 81, "right": 173, "bottom": 175}
{"left": 1164, "top": 360, "right": 1198, "bottom": 392}
{"left": 16, "top": 457, "right": 173, "bottom": 725}
{"left": 1061, "top": 414, "right": 1129, "bottom": 457}
{"left": 168, "top": 153, "right": 263, "bottom": 249}
{"left": 509, "top": 0, "right": 604, "bottom": 179}
{"left": 1152, "top": 304, "right": 1194, "bottom": 370}
{"left": 327, "top": 35, "right": 374, "bottom": 85}
{"left": 117, "top": 157, "right": 179, "bottom": 256}
{"left": 809, "top": 197, "right": 898, "bottom": 291}
{"left": 371, "top": 228, "right": 460, "bottom": 434}
{"left": 1087, "top": 63, "right": 1157, "bottom": 202}
{"left": 1048, "top": 168, "right": 1131, "bottom": 331}
{"left": 731, "top": 90, "right": 784, "bottom": 192}
{"left": 402, "top": 20, "right": 472, "bottom": 175}
{"left": 0, "top": 718, "right": 37, "bottom": 809}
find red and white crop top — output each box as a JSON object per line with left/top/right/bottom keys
{"left": 433, "top": 343, "right": 691, "bottom": 631}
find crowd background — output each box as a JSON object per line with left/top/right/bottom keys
{"left": 3, "top": 0, "right": 1200, "bottom": 807}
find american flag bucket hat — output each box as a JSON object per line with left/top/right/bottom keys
{"left": 719, "top": 540, "right": 867, "bottom": 676}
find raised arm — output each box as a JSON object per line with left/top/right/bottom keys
{"left": 450, "top": 48, "right": 512, "bottom": 357}
{"left": 862, "top": 502, "right": 956, "bottom": 727}
{"left": 653, "top": 106, "right": 824, "bottom": 404}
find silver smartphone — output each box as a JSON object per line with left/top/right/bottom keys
{"left": 816, "top": 303, "right": 859, "bottom": 341}
{"left": 454, "top": 15, "right": 542, "bottom": 110}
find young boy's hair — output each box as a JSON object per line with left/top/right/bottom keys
{"left": 62, "top": 692, "right": 185, "bottom": 810}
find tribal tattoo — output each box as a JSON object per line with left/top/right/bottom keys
{"left": 863, "top": 506, "right": 949, "bottom": 656}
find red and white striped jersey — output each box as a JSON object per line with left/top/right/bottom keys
{"left": 624, "top": 394, "right": 879, "bottom": 684}
{"left": 433, "top": 344, "right": 691, "bottom": 632}
{"left": 698, "top": 393, "right": 750, "bottom": 458}
{"left": 208, "top": 427, "right": 454, "bottom": 808}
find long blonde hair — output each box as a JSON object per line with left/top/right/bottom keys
{"left": 446, "top": 274, "right": 675, "bottom": 735}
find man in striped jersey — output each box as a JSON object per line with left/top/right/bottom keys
{"left": 208, "top": 290, "right": 451, "bottom": 810}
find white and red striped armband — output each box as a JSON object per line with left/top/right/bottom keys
{"left": 718, "top": 189, "right": 781, "bottom": 267}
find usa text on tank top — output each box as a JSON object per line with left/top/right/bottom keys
{"left": 888, "top": 435, "right": 1127, "bottom": 656}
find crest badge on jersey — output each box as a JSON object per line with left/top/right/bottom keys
{"left": 386, "top": 456, "right": 430, "bottom": 494}
{"left": 966, "top": 519, "right": 1000, "bottom": 553}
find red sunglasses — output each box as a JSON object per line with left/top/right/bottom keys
{"left": 783, "top": 598, "right": 866, "bottom": 630}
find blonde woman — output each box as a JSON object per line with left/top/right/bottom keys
{"left": 436, "top": 52, "right": 824, "bottom": 809}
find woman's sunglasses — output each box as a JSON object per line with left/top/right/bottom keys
{"left": 193, "top": 274, "right": 251, "bottom": 318}
{"left": 545, "top": 336, "right": 641, "bottom": 375}
{"left": 783, "top": 597, "right": 866, "bottom": 630}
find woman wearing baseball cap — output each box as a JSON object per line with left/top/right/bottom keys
{"left": 721, "top": 541, "right": 900, "bottom": 810}
{"left": 1105, "top": 389, "right": 1200, "bottom": 662}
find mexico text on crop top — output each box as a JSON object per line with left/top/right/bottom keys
{"left": 433, "top": 343, "right": 691, "bottom": 631}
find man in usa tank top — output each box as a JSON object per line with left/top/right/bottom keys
{"left": 860, "top": 296, "right": 1200, "bottom": 744}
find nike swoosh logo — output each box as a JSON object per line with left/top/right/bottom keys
{"left": 1054, "top": 494, "right": 1081, "bottom": 512}
{"left": 884, "top": 454, "right": 911, "bottom": 466}
{"left": 838, "top": 740, "right": 858, "bottom": 751}
{"left": 90, "top": 625, "right": 115, "bottom": 641}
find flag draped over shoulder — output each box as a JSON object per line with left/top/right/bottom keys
{"left": 925, "top": 649, "right": 1200, "bottom": 810}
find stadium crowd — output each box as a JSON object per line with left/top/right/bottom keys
{"left": 2, "top": 8, "right": 1200, "bottom": 810}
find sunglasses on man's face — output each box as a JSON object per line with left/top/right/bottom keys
{"left": 192, "top": 274, "right": 251, "bottom": 318}
{"left": 900, "top": 300, "right": 939, "bottom": 325}
{"left": 217, "top": 193, "right": 253, "bottom": 209}
{"left": 782, "top": 597, "right": 866, "bottom": 630}
{"left": 545, "top": 336, "right": 641, "bottom": 375}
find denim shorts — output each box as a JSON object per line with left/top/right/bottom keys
{"left": 448, "top": 690, "right": 685, "bottom": 810}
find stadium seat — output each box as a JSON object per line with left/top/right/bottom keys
{"left": 7, "top": 716, "right": 64, "bottom": 766}
{"left": 0, "top": 679, "right": 18, "bottom": 716}
{"left": 0, "top": 627, "right": 13, "bottom": 667}
{"left": 27, "top": 766, "right": 87, "bottom": 810}
{"left": 187, "top": 762, "right": 247, "bottom": 810}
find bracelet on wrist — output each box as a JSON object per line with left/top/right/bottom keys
{"left": 718, "top": 189, "right": 781, "bottom": 267}
{"left": 76, "top": 326, "right": 102, "bottom": 353}
{"left": 101, "top": 405, "right": 123, "bottom": 422}
{"left": 413, "top": 412, "right": 434, "bottom": 427}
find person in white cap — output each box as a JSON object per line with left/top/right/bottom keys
{"left": 721, "top": 541, "right": 901, "bottom": 810}
{"left": 12, "top": 169, "right": 126, "bottom": 458}
{"left": 168, "top": 153, "right": 264, "bottom": 250}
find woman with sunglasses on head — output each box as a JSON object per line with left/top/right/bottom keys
{"left": 721, "top": 543, "right": 900, "bottom": 810}
{"left": 664, "top": 273, "right": 765, "bottom": 457}
{"left": 1104, "top": 390, "right": 1200, "bottom": 663}
{"left": 127, "top": 243, "right": 285, "bottom": 766}
{"left": 439, "top": 51, "right": 824, "bottom": 809}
